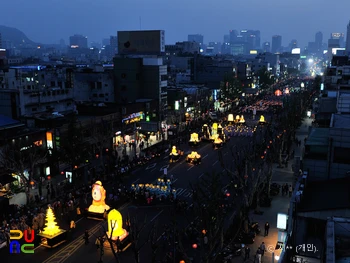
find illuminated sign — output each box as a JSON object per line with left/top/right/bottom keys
{"left": 291, "top": 48, "right": 301, "bottom": 54}
{"left": 250, "top": 50, "right": 258, "bottom": 54}
{"left": 33, "top": 140, "right": 43, "bottom": 146}
{"left": 9, "top": 230, "right": 35, "bottom": 254}
{"left": 277, "top": 213, "right": 288, "bottom": 230}
{"left": 175, "top": 101, "right": 180, "bottom": 110}
{"left": 122, "top": 112, "right": 144, "bottom": 124}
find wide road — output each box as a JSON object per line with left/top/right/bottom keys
{"left": 4, "top": 115, "right": 268, "bottom": 263}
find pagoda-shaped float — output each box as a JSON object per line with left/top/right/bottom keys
{"left": 38, "top": 206, "right": 67, "bottom": 248}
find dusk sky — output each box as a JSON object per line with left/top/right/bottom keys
{"left": 1, "top": 0, "right": 349, "bottom": 47}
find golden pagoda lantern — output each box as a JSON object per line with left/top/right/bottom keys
{"left": 239, "top": 115, "right": 245, "bottom": 123}
{"left": 259, "top": 115, "right": 265, "bottom": 123}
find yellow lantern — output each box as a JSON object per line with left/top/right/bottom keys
{"left": 259, "top": 115, "right": 265, "bottom": 123}
{"left": 228, "top": 114, "right": 234, "bottom": 122}
{"left": 190, "top": 133, "right": 199, "bottom": 142}
{"left": 239, "top": 115, "right": 245, "bottom": 123}
{"left": 107, "top": 209, "right": 127, "bottom": 240}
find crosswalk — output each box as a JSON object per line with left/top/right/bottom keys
{"left": 175, "top": 188, "right": 193, "bottom": 198}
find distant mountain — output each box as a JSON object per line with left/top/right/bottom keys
{"left": 0, "top": 25, "right": 38, "bottom": 47}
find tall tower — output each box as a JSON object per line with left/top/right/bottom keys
{"left": 346, "top": 21, "right": 350, "bottom": 55}
{"left": 315, "top": 31, "right": 323, "bottom": 49}
{"left": 271, "top": 35, "right": 282, "bottom": 53}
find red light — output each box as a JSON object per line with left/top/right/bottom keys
{"left": 74, "top": 165, "right": 78, "bottom": 169}
{"left": 61, "top": 171, "right": 64, "bottom": 175}
{"left": 47, "top": 175, "right": 51, "bottom": 180}
{"left": 106, "top": 148, "right": 109, "bottom": 152}
{"left": 226, "top": 192, "right": 230, "bottom": 197}
{"left": 192, "top": 244, "right": 198, "bottom": 249}
{"left": 96, "top": 154, "right": 99, "bottom": 158}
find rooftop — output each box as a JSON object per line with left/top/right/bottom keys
{"left": 331, "top": 114, "right": 350, "bottom": 129}
{"left": 305, "top": 128, "right": 329, "bottom": 146}
{"left": 318, "top": 97, "right": 337, "bottom": 113}
{"left": 0, "top": 115, "right": 22, "bottom": 129}
{"left": 298, "top": 177, "right": 350, "bottom": 212}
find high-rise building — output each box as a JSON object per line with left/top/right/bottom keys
{"left": 315, "top": 31, "right": 323, "bottom": 49}
{"left": 229, "top": 30, "right": 238, "bottom": 43}
{"left": 271, "top": 35, "right": 282, "bottom": 53}
{"left": 223, "top": 35, "right": 230, "bottom": 43}
{"left": 0, "top": 33, "right": 2, "bottom": 49}
{"left": 288, "top": 39, "right": 298, "bottom": 51}
{"left": 188, "top": 34, "right": 204, "bottom": 46}
{"left": 110, "top": 36, "right": 118, "bottom": 56}
{"left": 262, "top": 42, "right": 270, "bottom": 53}
{"left": 69, "top": 34, "right": 88, "bottom": 48}
{"left": 331, "top": 33, "right": 345, "bottom": 47}
{"left": 346, "top": 21, "right": 350, "bottom": 54}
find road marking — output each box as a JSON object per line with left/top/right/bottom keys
{"left": 199, "top": 173, "right": 204, "bottom": 179}
{"left": 42, "top": 222, "right": 103, "bottom": 263}
{"left": 172, "top": 178, "right": 178, "bottom": 183}
{"left": 160, "top": 165, "right": 169, "bottom": 172}
{"left": 176, "top": 188, "right": 186, "bottom": 196}
{"left": 151, "top": 168, "right": 156, "bottom": 172}
{"left": 132, "top": 178, "right": 140, "bottom": 184}
{"left": 151, "top": 210, "right": 164, "bottom": 222}
{"left": 187, "top": 166, "right": 194, "bottom": 171}
{"left": 212, "top": 160, "right": 218, "bottom": 166}
{"left": 146, "top": 163, "right": 157, "bottom": 170}
{"left": 163, "top": 156, "right": 169, "bottom": 160}
{"left": 157, "top": 231, "right": 165, "bottom": 242}
{"left": 202, "top": 154, "right": 208, "bottom": 159}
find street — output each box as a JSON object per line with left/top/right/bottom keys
{"left": 3, "top": 115, "right": 268, "bottom": 263}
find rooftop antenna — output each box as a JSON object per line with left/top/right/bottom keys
{"left": 139, "top": 16, "right": 141, "bottom": 30}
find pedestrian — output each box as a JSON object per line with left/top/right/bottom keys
{"left": 84, "top": 229, "right": 89, "bottom": 245}
{"left": 289, "top": 185, "right": 293, "bottom": 197}
{"left": 244, "top": 245, "right": 251, "bottom": 260}
{"left": 116, "top": 236, "right": 122, "bottom": 252}
{"left": 264, "top": 222, "right": 270, "bottom": 236}
{"left": 256, "top": 248, "right": 262, "bottom": 263}
{"left": 260, "top": 242, "right": 266, "bottom": 256}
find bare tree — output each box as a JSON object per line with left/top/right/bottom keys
{"left": 129, "top": 215, "right": 156, "bottom": 263}
{"left": 176, "top": 172, "right": 227, "bottom": 263}
{"left": 0, "top": 140, "right": 47, "bottom": 203}
{"left": 101, "top": 222, "right": 121, "bottom": 263}
{"left": 90, "top": 118, "right": 114, "bottom": 175}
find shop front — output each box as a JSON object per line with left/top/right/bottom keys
{"left": 113, "top": 112, "right": 144, "bottom": 148}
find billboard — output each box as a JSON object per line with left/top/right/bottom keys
{"left": 118, "top": 30, "right": 165, "bottom": 55}
{"left": 291, "top": 48, "right": 301, "bottom": 54}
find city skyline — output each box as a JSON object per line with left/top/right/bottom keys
{"left": 1, "top": 0, "right": 349, "bottom": 48}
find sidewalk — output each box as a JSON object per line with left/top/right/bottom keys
{"left": 115, "top": 134, "right": 165, "bottom": 159}
{"left": 237, "top": 117, "right": 311, "bottom": 263}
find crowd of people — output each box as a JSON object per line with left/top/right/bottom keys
{"left": 225, "top": 126, "right": 256, "bottom": 137}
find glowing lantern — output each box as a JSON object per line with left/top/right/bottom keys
{"left": 239, "top": 115, "right": 245, "bottom": 123}
{"left": 60, "top": 171, "right": 64, "bottom": 175}
{"left": 284, "top": 88, "right": 290, "bottom": 94}
{"left": 180, "top": 261, "right": 186, "bottom": 263}
{"left": 30, "top": 181, "right": 35, "bottom": 186}
{"left": 107, "top": 209, "right": 128, "bottom": 240}
{"left": 192, "top": 243, "right": 198, "bottom": 249}
{"left": 275, "top": 89, "right": 282, "bottom": 96}
{"left": 228, "top": 114, "right": 234, "bottom": 122}
{"left": 88, "top": 181, "right": 110, "bottom": 214}
{"left": 47, "top": 175, "right": 51, "bottom": 180}
{"left": 202, "top": 229, "right": 207, "bottom": 234}
{"left": 236, "top": 115, "right": 240, "bottom": 120}
{"left": 226, "top": 192, "right": 230, "bottom": 197}
{"left": 259, "top": 115, "right": 265, "bottom": 123}
{"left": 74, "top": 165, "right": 78, "bottom": 169}
{"left": 212, "top": 123, "right": 218, "bottom": 130}
{"left": 42, "top": 207, "right": 64, "bottom": 236}
{"left": 189, "top": 133, "right": 199, "bottom": 142}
